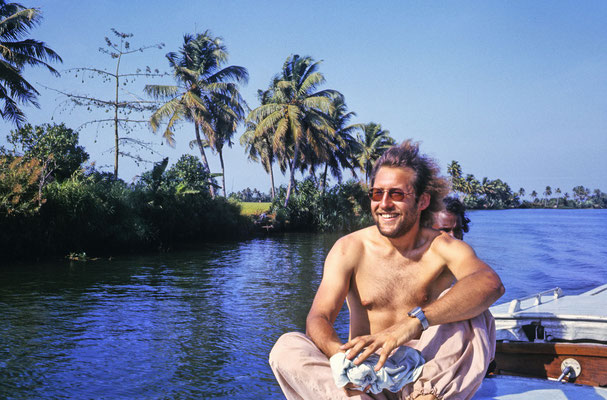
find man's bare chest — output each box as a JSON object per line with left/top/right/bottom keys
{"left": 353, "top": 257, "right": 438, "bottom": 312}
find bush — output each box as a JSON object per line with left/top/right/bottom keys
{"left": 0, "top": 157, "right": 254, "bottom": 261}
{"left": 271, "top": 178, "right": 372, "bottom": 232}
{"left": 7, "top": 123, "right": 89, "bottom": 182}
{"left": 0, "top": 156, "right": 43, "bottom": 216}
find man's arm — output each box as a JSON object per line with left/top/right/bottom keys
{"left": 341, "top": 235, "right": 504, "bottom": 370}
{"left": 423, "top": 236, "right": 505, "bottom": 326}
{"left": 306, "top": 237, "right": 356, "bottom": 358}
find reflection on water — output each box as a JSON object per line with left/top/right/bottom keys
{"left": 0, "top": 210, "right": 605, "bottom": 399}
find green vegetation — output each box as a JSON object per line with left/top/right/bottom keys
{"left": 247, "top": 55, "right": 341, "bottom": 206}
{"left": 7, "top": 123, "right": 89, "bottom": 181}
{"left": 145, "top": 31, "right": 248, "bottom": 198}
{"left": 447, "top": 160, "right": 606, "bottom": 209}
{"left": 0, "top": 156, "right": 42, "bottom": 216}
{"left": 0, "top": 0, "right": 62, "bottom": 126}
{"left": 354, "top": 123, "right": 395, "bottom": 185}
{"left": 0, "top": 133, "right": 253, "bottom": 261}
{"left": 270, "top": 178, "right": 372, "bottom": 233}
{"left": 239, "top": 202, "right": 271, "bottom": 216}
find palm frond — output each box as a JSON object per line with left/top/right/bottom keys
{"left": 297, "top": 71, "right": 325, "bottom": 97}
{"left": 149, "top": 97, "right": 183, "bottom": 132}
{"left": 206, "top": 65, "right": 249, "bottom": 84}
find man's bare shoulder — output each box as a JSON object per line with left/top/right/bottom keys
{"left": 426, "top": 228, "right": 473, "bottom": 251}
{"left": 420, "top": 228, "right": 462, "bottom": 258}
{"left": 331, "top": 225, "right": 376, "bottom": 257}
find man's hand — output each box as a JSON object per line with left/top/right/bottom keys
{"left": 340, "top": 318, "right": 423, "bottom": 371}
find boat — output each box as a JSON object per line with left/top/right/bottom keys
{"left": 472, "top": 284, "right": 607, "bottom": 399}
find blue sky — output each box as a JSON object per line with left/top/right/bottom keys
{"left": 2, "top": 1, "right": 606, "bottom": 197}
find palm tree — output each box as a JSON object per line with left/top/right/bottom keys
{"left": 447, "top": 161, "right": 464, "bottom": 195}
{"left": 0, "top": 0, "right": 62, "bottom": 126}
{"left": 317, "top": 95, "right": 361, "bottom": 192}
{"left": 481, "top": 177, "right": 496, "bottom": 204}
{"left": 518, "top": 187, "right": 525, "bottom": 198}
{"left": 555, "top": 187, "right": 561, "bottom": 208}
{"left": 145, "top": 31, "right": 248, "bottom": 197}
{"left": 240, "top": 119, "right": 284, "bottom": 199}
{"left": 543, "top": 186, "right": 552, "bottom": 207}
{"left": 531, "top": 190, "right": 538, "bottom": 204}
{"left": 240, "top": 89, "right": 286, "bottom": 199}
{"left": 353, "top": 122, "right": 394, "bottom": 185}
{"left": 462, "top": 174, "right": 481, "bottom": 203}
{"left": 247, "top": 55, "right": 339, "bottom": 206}
{"left": 207, "top": 95, "right": 246, "bottom": 197}
{"left": 572, "top": 186, "right": 589, "bottom": 206}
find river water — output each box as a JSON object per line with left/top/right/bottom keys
{"left": 1, "top": 209, "right": 605, "bottom": 399}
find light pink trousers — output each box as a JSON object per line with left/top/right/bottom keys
{"left": 269, "top": 310, "right": 495, "bottom": 400}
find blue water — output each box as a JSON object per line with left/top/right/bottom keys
{"left": 0, "top": 209, "right": 605, "bottom": 399}
{"left": 465, "top": 209, "right": 607, "bottom": 301}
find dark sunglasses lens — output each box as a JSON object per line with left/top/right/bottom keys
{"left": 369, "top": 189, "right": 407, "bottom": 201}
{"left": 389, "top": 190, "right": 405, "bottom": 201}
{"left": 369, "top": 189, "right": 383, "bottom": 201}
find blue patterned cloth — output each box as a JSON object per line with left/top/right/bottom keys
{"left": 329, "top": 346, "right": 425, "bottom": 394}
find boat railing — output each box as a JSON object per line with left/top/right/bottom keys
{"left": 507, "top": 287, "right": 563, "bottom": 314}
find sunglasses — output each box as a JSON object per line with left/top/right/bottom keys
{"left": 368, "top": 188, "right": 415, "bottom": 202}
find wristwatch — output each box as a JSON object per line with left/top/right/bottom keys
{"left": 408, "top": 306, "right": 429, "bottom": 331}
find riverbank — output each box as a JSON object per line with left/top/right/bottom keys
{"left": 0, "top": 170, "right": 256, "bottom": 263}
{"left": 2, "top": 169, "right": 605, "bottom": 264}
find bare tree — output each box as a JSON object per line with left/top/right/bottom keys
{"left": 45, "top": 29, "right": 165, "bottom": 178}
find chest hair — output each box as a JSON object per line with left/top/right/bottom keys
{"left": 355, "top": 257, "right": 433, "bottom": 311}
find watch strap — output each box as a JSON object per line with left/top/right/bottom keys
{"left": 408, "top": 306, "right": 429, "bottom": 330}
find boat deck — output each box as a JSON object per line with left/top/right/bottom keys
{"left": 490, "top": 284, "right": 607, "bottom": 342}
{"left": 472, "top": 375, "right": 607, "bottom": 399}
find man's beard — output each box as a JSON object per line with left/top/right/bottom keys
{"left": 373, "top": 206, "right": 419, "bottom": 238}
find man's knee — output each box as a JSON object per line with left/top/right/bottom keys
{"left": 269, "top": 332, "right": 307, "bottom": 370}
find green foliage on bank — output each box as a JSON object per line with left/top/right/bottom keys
{"left": 270, "top": 178, "right": 373, "bottom": 232}
{"left": 447, "top": 160, "right": 606, "bottom": 210}
{"left": 0, "top": 132, "right": 253, "bottom": 261}
{"left": 7, "top": 123, "right": 89, "bottom": 181}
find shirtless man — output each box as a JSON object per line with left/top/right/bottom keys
{"left": 432, "top": 197, "right": 470, "bottom": 240}
{"left": 270, "top": 141, "right": 505, "bottom": 400}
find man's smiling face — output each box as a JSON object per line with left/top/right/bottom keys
{"left": 370, "top": 166, "right": 421, "bottom": 238}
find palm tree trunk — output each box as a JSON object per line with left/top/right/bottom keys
{"left": 264, "top": 138, "right": 276, "bottom": 199}
{"left": 320, "top": 163, "right": 328, "bottom": 194}
{"left": 284, "top": 142, "right": 300, "bottom": 207}
{"left": 194, "top": 123, "right": 215, "bottom": 198}
{"left": 268, "top": 162, "right": 276, "bottom": 200}
{"left": 218, "top": 148, "right": 226, "bottom": 197}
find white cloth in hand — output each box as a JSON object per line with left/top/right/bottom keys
{"left": 329, "top": 346, "right": 424, "bottom": 394}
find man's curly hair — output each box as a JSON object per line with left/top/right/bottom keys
{"left": 370, "top": 140, "right": 450, "bottom": 227}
